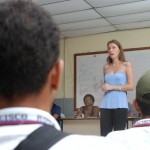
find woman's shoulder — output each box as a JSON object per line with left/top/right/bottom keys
{"left": 104, "top": 63, "right": 110, "bottom": 69}
{"left": 123, "top": 61, "right": 132, "bottom": 67}
{"left": 80, "top": 106, "right": 85, "bottom": 109}
{"left": 93, "top": 106, "right": 100, "bottom": 110}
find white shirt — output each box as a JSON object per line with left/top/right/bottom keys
{"left": 0, "top": 107, "right": 128, "bottom": 150}
{"left": 106, "top": 118, "right": 150, "bottom": 150}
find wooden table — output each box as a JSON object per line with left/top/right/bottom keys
{"left": 58, "top": 117, "right": 138, "bottom": 135}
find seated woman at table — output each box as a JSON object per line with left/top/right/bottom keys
{"left": 75, "top": 94, "right": 100, "bottom": 118}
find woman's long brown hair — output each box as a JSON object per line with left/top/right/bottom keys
{"left": 107, "top": 39, "right": 126, "bottom": 64}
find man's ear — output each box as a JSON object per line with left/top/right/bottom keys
{"left": 133, "top": 99, "right": 141, "bottom": 113}
{"left": 48, "top": 59, "right": 64, "bottom": 91}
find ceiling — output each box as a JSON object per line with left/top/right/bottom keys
{"left": 35, "top": 0, "right": 150, "bottom": 38}
{"left": 4, "top": 0, "right": 150, "bottom": 38}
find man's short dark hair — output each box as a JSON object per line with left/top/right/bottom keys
{"left": 136, "top": 70, "right": 150, "bottom": 116}
{"left": 0, "top": 0, "right": 60, "bottom": 100}
{"left": 137, "top": 93, "right": 150, "bottom": 115}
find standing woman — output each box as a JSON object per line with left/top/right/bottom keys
{"left": 100, "top": 39, "right": 134, "bottom": 136}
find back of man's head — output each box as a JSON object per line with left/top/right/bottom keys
{"left": 136, "top": 70, "right": 150, "bottom": 116}
{"left": 0, "top": 0, "right": 60, "bottom": 100}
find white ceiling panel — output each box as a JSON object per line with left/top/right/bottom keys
{"left": 115, "top": 21, "right": 150, "bottom": 30}
{"left": 58, "top": 19, "right": 111, "bottom": 31}
{"left": 41, "top": 0, "right": 91, "bottom": 15}
{"left": 107, "top": 12, "right": 150, "bottom": 25}
{"left": 62, "top": 26, "right": 117, "bottom": 37}
{"left": 96, "top": 1, "right": 150, "bottom": 17}
{"left": 85, "top": 0, "right": 142, "bottom": 7}
{"left": 52, "top": 9, "right": 101, "bottom": 24}
{"left": 36, "top": 0, "right": 67, "bottom": 5}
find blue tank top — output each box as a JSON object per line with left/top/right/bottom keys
{"left": 101, "top": 72, "right": 128, "bottom": 109}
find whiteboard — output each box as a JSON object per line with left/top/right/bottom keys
{"left": 74, "top": 47, "right": 150, "bottom": 110}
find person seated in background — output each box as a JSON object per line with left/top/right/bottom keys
{"left": 106, "top": 70, "right": 150, "bottom": 149}
{"left": 51, "top": 103, "right": 61, "bottom": 119}
{"left": 75, "top": 94, "right": 100, "bottom": 118}
{"left": 128, "top": 102, "right": 139, "bottom": 117}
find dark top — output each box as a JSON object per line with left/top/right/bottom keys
{"left": 51, "top": 103, "right": 61, "bottom": 118}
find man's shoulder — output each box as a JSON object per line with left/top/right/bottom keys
{"left": 107, "top": 127, "right": 150, "bottom": 141}
{"left": 62, "top": 134, "right": 127, "bottom": 150}
{"left": 15, "top": 125, "right": 69, "bottom": 150}
{"left": 106, "top": 127, "right": 150, "bottom": 149}
{"left": 53, "top": 104, "right": 61, "bottom": 110}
